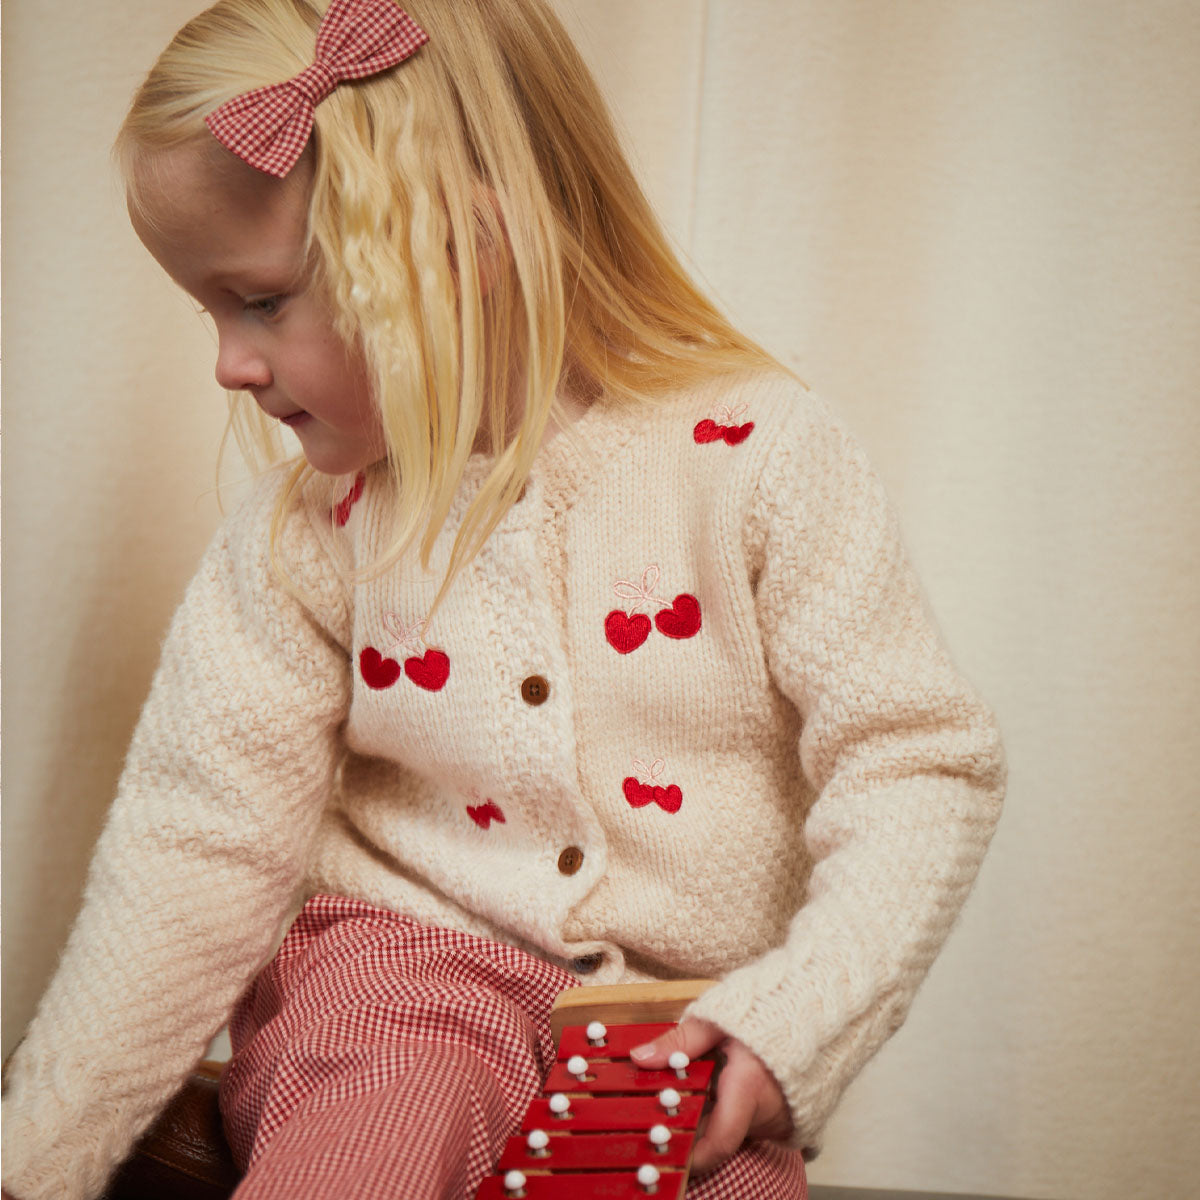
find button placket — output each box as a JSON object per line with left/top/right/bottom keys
{"left": 483, "top": 518, "right": 593, "bottom": 896}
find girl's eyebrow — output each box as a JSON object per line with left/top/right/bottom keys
{"left": 204, "top": 260, "right": 306, "bottom": 295}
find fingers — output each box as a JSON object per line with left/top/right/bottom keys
{"left": 690, "top": 1047, "right": 760, "bottom": 1174}
{"left": 629, "top": 1017, "right": 749, "bottom": 1175}
{"left": 629, "top": 1016, "right": 724, "bottom": 1068}
{"left": 629, "top": 1021, "right": 793, "bottom": 1176}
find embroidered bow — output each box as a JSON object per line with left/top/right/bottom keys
{"left": 205, "top": 0, "right": 429, "bottom": 178}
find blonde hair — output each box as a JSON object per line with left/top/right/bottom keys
{"left": 117, "top": 0, "right": 782, "bottom": 601}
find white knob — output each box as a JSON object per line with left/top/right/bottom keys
{"left": 648, "top": 1123, "right": 671, "bottom": 1151}
{"left": 567, "top": 1054, "right": 589, "bottom": 1078}
{"left": 503, "top": 1169, "right": 527, "bottom": 1196}
{"left": 548, "top": 1092, "right": 571, "bottom": 1116}
{"left": 526, "top": 1128, "right": 549, "bottom": 1154}
{"left": 658, "top": 1087, "right": 681, "bottom": 1112}
{"left": 668, "top": 1050, "right": 690, "bottom": 1077}
{"left": 586, "top": 1020, "right": 608, "bottom": 1044}
{"left": 637, "top": 1162, "right": 662, "bottom": 1191}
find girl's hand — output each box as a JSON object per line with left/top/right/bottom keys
{"left": 629, "top": 1017, "right": 793, "bottom": 1174}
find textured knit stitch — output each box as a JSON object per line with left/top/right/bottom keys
{"left": 1, "top": 371, "right": 1004, "bottom": 1200}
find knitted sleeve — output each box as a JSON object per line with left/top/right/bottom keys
{"left": 685, "top": 396, "right": 1006, "bottom": 1152}
{"left": 1, "top": 469, "right": 352, "bottom": 1200}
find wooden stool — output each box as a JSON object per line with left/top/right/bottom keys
{"left": 102, "top": 1061, "right": 239, "bottom": 1200}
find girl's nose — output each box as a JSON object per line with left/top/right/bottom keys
{"left": 214, "top": 332, "right": 272, "bottom": 393}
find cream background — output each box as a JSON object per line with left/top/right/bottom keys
{"left": 3, "top": 2, "right": 1198, "bottom": 1198}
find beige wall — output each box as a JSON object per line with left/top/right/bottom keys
{"left": 3, "top": 2, "right": 1198, "bottom": 1198}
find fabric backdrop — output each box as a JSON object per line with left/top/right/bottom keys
{"left": 3, "top": 2, "right": 1198, "bottom": 1197}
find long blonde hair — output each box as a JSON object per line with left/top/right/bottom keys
{"left": 117, "top": 0, "right": 781, "bottom": 599}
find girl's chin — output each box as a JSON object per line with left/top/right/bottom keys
{"left": 303, "top": 452, "right": 384, "bottom": 476}
{"left": 293, "top": 430, "right": 385, "bottom": 477}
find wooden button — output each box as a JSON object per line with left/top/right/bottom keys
{"left": 557, "top": 846, "right": 584, "bottom": 875}
{"left": 521, "top": 675, "right": 550, "bottom": 705}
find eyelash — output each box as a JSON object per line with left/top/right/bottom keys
{"left": 245, "top": 295, "right": 285, "bottom": 317}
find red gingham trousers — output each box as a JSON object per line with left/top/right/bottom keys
{"left": 221, "top": 895, "right": 807, "bottom": 1200}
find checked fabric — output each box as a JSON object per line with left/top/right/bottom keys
{"left": 220, "top": 895, "right": 807, "bottom": 1199}
{"left": 205, "top": 0, "right": 429, "bottom": 177}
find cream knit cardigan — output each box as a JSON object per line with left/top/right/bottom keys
{"left": 2, "top": 371, "right": 1005, "bottom": 1200}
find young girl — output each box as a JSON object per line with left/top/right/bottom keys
{"left": 1, "top": 1, "right": 1005, "bottom": 1198}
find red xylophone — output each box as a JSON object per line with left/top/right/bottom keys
{"left": 474, "top": 981, "right": 717, "bottom": 1199}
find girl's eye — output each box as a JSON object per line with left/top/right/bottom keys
{"left": 245, "top": 295, "right": 285, "bottom": 317}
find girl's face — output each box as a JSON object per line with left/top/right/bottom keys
{"left": 130, "top": 144, "right": 384, "bottom": 476}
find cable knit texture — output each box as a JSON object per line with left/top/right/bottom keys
{"left": 2, "top": 371, "right": 1004, "bottom": 1200}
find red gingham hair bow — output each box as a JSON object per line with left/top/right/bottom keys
{"left": 205, "top": 0, "right": 429, "bottom": 178}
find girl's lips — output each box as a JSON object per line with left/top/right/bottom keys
{"left": 280, "top": 411, "right": 311, "bottom": 428}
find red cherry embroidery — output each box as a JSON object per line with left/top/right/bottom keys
{"left": 404, "top": 649, "right": 450, "bottom": 692}
{"left": 604, "top": 611, "right": 652, "bottom": 654}
{"left": 334, "top": 472, "right": 365, "bottom": 526}
{"left": 655, "top": 784, "right": 683, "bottom": 814}
{"left": 654, "top": 594, "right": 702, "bottom": 640}
{"left": 622, "top": 778, "right": 651, "bottom": 807}
{"left": 467, "top": 799, "right": 506, "bottom": 829}
{"left": 622, "top": 777, "right": 683, "bottom": 814}
{"left": 360, "top": 646, "right": 402, "bottom": 689}
{"left": 695, "top": 404, "right": 754, "bottom": 446}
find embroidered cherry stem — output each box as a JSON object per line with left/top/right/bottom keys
{"left": 382, "top": 612, "right": 428, "bottom": 656}
{"left": 714, "top": 403, "right": 748, "bottom": 425}
{"left": 631, "top": 758, "right": 666, "bottom": 785}
{"left": 612, "top": 565, "right": 672, "bottom": 613}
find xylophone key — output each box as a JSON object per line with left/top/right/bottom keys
{"left": 475, "top": 1167, "right": 687, "bottom": 1198}
{"left": 523, "top": 1092, "right": 705, "bottom": 1133}
{"left": 473, "top": 982, "right": 717, "bottom": 1200}
{"left": 541, "top": 1056, "right": 714, "bottom": 1095}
